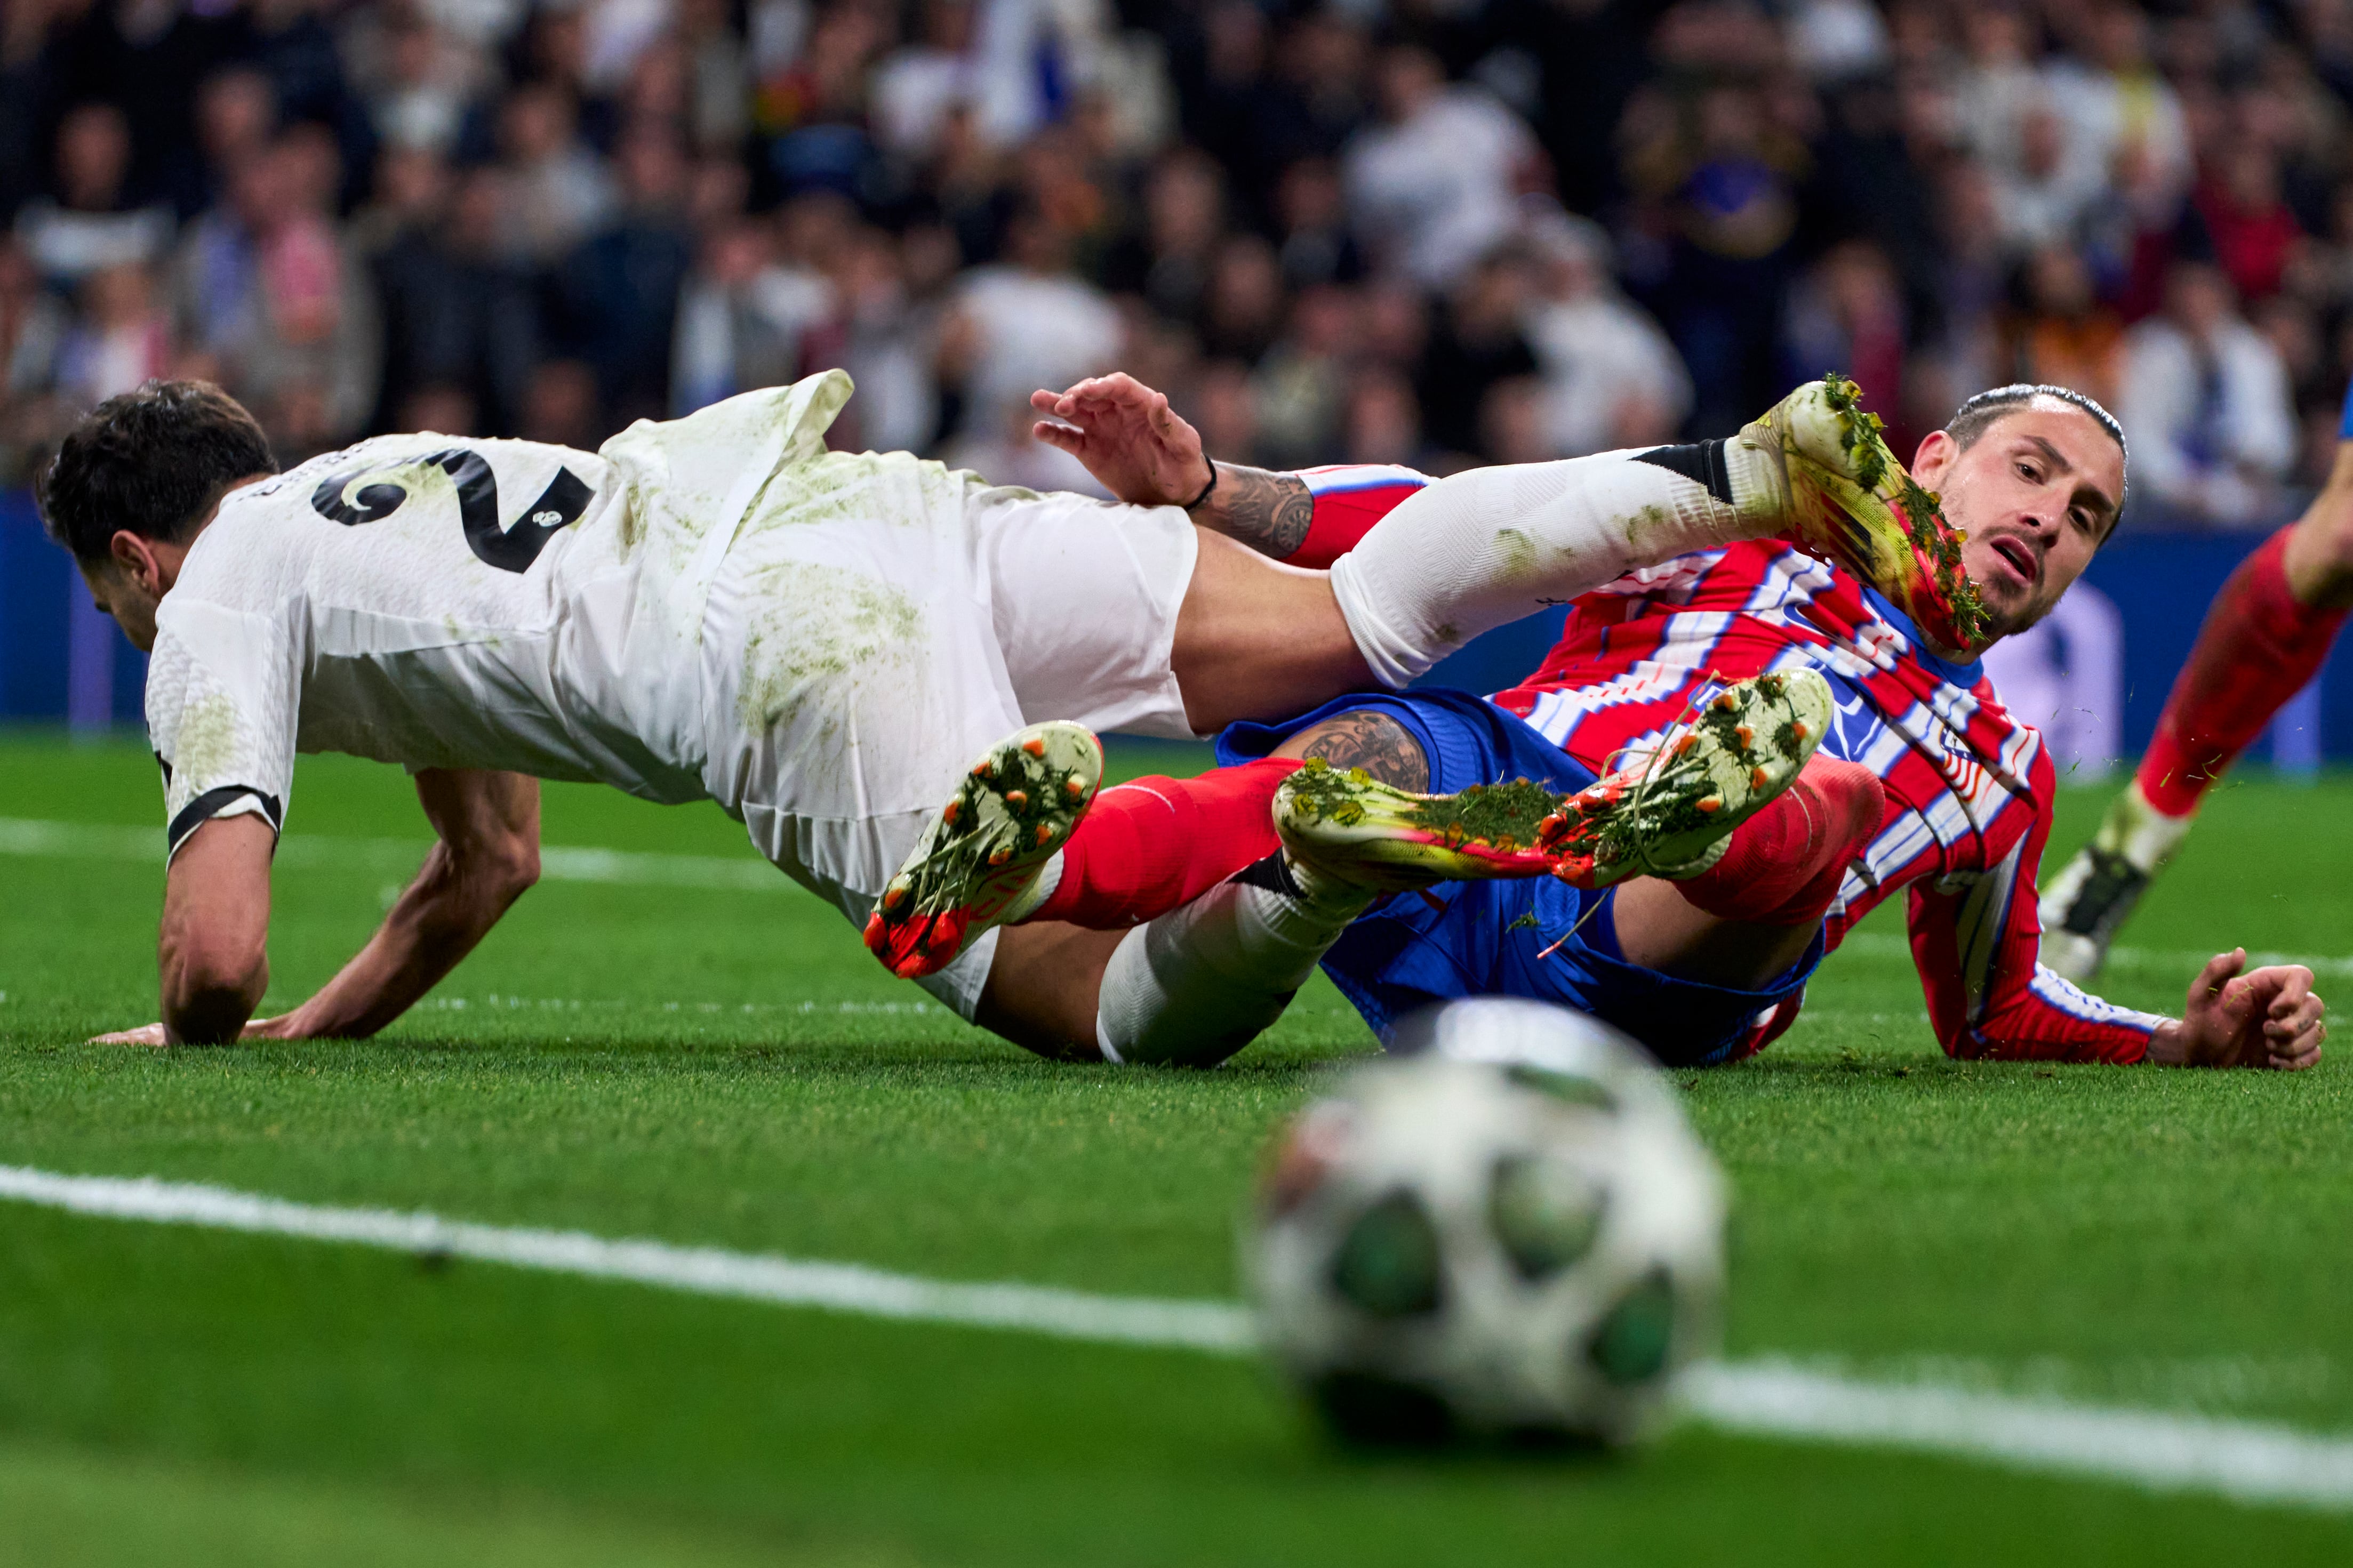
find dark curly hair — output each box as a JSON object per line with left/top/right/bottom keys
{"left": 37, "top": 380, "right": 278, "bottom": 565}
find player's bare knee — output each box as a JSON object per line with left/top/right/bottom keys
{"left": 1271, "top": 710, "right": 1429, "bottom": 791}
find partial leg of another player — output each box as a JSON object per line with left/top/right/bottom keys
{"left": 2041, "top": 392, "right": 2353, "bottom": 982}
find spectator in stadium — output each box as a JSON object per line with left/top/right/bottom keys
{"left": 497, "top": 81, "right": 617, "bottom": 266}
{"left": 0, "top": 232, "right": 69, "bottom": 483}
{"left": 2118, "top": 258, "right": 2296, "bottom": 522}
{"left": 800, "top": 223, "right": 936, "bottom": 457}
{"left": 55, "top": 0, "right": 248, "bottom": 213}
{"left": 1955, "top": 3, "right": 2045, "bottom": 175}
{"left": 550, "top": 124, "right": 696, "bottom": 431}
{"left": 1344, "top": 44, "right": 1534, "bottom": 293}
{"left": 1251, "top": 282, "right": 1355, "bottom": 472}
{"left": 1198, "top": 234, "right": 1284, "bottom": 366}
{"left": 171, "top": 135, "right": 380, "bottom": 459}
{"left": 1514, "top": 209, "right": 1683, "bottom": 459}
{"left": 1920, "top": 159, "right": 2008, "bottom": 406}
{"left": 2050, "top": 1, "right": 2193, "bottom": 216}
{"left": 1998, "top": 243, "right": 2125, "bottom": 409}
{"left": 368, "top": 163, "right": 541, "bottom": 438}
{"left": 53, "top": 260, "right": 171, "bottom": 409}
{"left": 671, "top": 215, "right": 818, "bottom": 418}
{"left": 14, "top": 102, "right": 173, "bottom": 290}
{"left": 1784, "top": 238, "right": 1919, "bottom": 456}
{"left": 1104, "top": 148, "right": 1227, "bottom": 331}
{"left": 189, "top": 69, "right": 279, "bottom": 222}
{"left": 943, "top": 199, "right": 1119, "bottom": 453}
{"left": 869, "top": 0, "right": 976, "bottom": 162}
{"left": 1416, "top": 247, "right": 1541, "bottom": 466}
{"left": 1269, "top": 156, "right": 1364, "bottom": 292}
{"left": 243, "top": 0, "right": 377, "bottom": 210}
{"left": 2190, "top": 141, "right": 2306, "bottom": 304}
{"left": 1988, "top": 95, "right": 2104, "bottom": 257}
{"left": 1635, "top": 76, "right": 1806, "bottom": 437}
{"left": 356, "top": 12, "right": 484, "bottom": 158}
{"left": 1340, "top": 364, "right": 1424, "bottom": 469}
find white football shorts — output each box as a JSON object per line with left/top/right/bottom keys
{"left": 698, "top": 466, "right": 1199, "bottom": 1018}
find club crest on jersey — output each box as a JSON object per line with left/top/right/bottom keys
{"left": 311, "top": 449, "right": 595, "bottom": 573}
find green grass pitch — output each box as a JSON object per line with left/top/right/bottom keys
{"left": 3, "top": 731, "right": 2351, "bottom": 1564}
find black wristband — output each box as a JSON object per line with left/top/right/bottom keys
{"left": 1181, "top": 464, "right": 1220, "bottom": 511}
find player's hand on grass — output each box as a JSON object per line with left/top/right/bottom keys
{"left": 1029, "top": 374, "right": 1214, "bottom": 508}
{"left": 89, "top": 1022, "right": 170, "bottom": 1047}
{"left": 2149, "top": 949, "right": 2325, "bottom": 1070}
{"left": 89, "top": 1013, "right": 311, "bottom": 1047}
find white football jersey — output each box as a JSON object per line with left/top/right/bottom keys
{"left": 149, "top": 376, "right": 851, "bottom": 859}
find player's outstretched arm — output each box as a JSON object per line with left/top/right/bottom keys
{"left": 2147, "top": 950, "right": 2325, "bottom": 1070}
{"left": 244, "top": 769, "right": 543, "bottom": 1041}
{"left": 98, "top": 815, "right": 276, "bottom": 1045}
{"left": 1028, "top": 374, "right": 1317, "bottom": 559}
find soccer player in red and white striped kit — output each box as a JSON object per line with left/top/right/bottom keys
{"left": 2039, "top": 377, "right": 2353, "bottom": 982}
{"left": 887, "top": 375, "right": 2325, "bottom": 1074}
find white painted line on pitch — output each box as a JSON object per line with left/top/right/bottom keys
{"left": 0, "top": 817, "right": 783, "bottom": 893}
{"left": 1680, "top": 1360, "right": 2353, "bottom": 1510}
{"left": 0, "top": 1164, "right": 1250, "bottom": 1353}
{"left": 5, "top": 1165, "right": 2353, "bottom": 1510}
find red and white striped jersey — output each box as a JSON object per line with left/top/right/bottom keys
{"left": 1296, "top": 465, "right": 2164, "bottom": 1064}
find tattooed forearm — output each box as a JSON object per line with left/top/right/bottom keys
{"left": 1193, "top": 463, "right": 1314, "bottom": 560}
{"left": 1285, "top": 711, "right": 1429, "bottom": 791}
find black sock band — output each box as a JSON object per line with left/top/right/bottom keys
{"left": 1232, "top": 851, "right": 1301, "bottom": 897}
{"left": 1634, "top": 439, "right": 1735, "bottom": 506}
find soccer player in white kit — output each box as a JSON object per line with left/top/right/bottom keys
{"left": 47, "top": 368, "right": 1968, "bottom": 1048}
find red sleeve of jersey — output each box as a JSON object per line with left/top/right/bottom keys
{"left": 1285, "top": 466, "right": 1434, "bottom": 569}
{"left": 1905, "top": 751, "right": 2162, "bottom": 1063}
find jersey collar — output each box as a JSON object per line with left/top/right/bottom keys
{"left": 1858, "top": 583, "right": 1985, "bottom": 687}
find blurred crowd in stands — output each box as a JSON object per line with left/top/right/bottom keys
{"left": 2, "top": 0, "right": 2349, "bottom": 524}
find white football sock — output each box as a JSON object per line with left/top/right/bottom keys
{"left": 1328, "top": 444, "right": 1786, "bottom": 688}
{"left": 1093, "top": 873, "right": 1371, "bottom": 1067}
{"left": 2101, "top": 778, "right": 2197, "bottom": 872}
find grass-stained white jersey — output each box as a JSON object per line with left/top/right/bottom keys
{"left": 148, "top": 375, "right": 854, "bottom": 861}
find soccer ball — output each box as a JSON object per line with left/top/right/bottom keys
{"left": 1247, "top": 998, "right": 1727, "bottom": 1446}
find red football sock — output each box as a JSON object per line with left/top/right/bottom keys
{"left": 1674, "top": 758, "right": 1885, "bottom": 927}
{"left": 1030, "top": 759, "right": 1301, "bottom": 928}
{"left": 2136, "top": 526, "right": 2348, "bottom": 818}
{"left": 1288, "top": 493, "right": 1387, "bottom": 568}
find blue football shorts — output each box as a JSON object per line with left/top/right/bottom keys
{"left": 1216, "top": 688, "right": 1824, "bottom": 1067}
